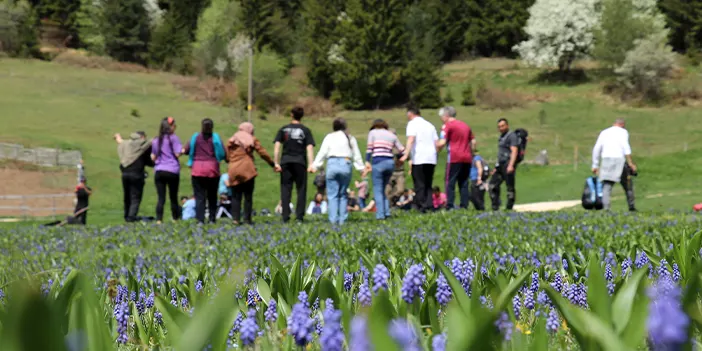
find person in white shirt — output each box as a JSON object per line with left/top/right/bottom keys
{"left": 400, "top": 107, "right": 439, "bottom": 213}
{"left": 592, "top": 118, "right": 638, "bottom": 211}
{"left": 306, "top": 192, "right": 328, "bottom": 215}
{"left": 311, "top": 118, "right": 366, "bottom": 224}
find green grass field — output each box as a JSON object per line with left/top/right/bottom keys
{"left": 0, "top": 58, "right": 701, "bottom": 224}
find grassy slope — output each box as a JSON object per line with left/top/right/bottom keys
{"left": 0, "top": 58, "right": 701, "bottom": 224}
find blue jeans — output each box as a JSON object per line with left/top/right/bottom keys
{"left": 371, "top": 159, "right": 394, "bottom": 219}
{"left": 326, "top": 158, "right": 352, "bottom": 224}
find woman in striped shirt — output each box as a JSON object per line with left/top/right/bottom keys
{"left": 365, "top": 119, "right": 405, "bottom": 220}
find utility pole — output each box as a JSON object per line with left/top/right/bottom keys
{"left": 247, "top": 43, "right": 254, "bottom": 122}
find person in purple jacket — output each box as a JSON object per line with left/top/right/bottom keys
{"left": 151, "top": 117, "right": 183, "bottom": 223}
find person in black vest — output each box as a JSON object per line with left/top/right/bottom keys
{"left": 115, "top": 131, "right": 154, "bottom": 222}
{"left": 489, "top": 118, "right": 518, "bottom": 211}
{"left": 74, "top": 177, "right": 91, "bottom": 225}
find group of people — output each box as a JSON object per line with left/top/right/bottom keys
{"left": 70, "top": 104, "right": 636, "bottom": 226}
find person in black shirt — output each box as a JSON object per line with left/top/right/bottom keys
{"left": 115, "top": 131, "right": 154, "bottom": 222}
{"left": 74, "top": 177, "right": 91, "bottom": 225}
{"left": 273, "top": 107, "right": 316, "bottom": 223}
{"left": 489, "top": 118, "right": 519, "bottom": 210}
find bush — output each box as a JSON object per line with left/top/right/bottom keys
{"left": 476, "top": 83, "right": 526, "bottom": 110}
{"left": 74, "top": 0, "right": 105, "bottom": 54}
{"left": 0, "top": 0, "right": 40, "bottom": 58}
{"left": 236, "top": 50, "right": 288, "bottom": 112}
{"left": 615, "top": 32, "right": 676, "bottom": 101}
{"left": 460, "top": 84, "right": 475, "bottom": 106}
{"left": 443, "top": 89, "right": 454, "bottom": 103}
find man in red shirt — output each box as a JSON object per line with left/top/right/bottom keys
{"left": 436, "top": 106, "right": 475, "bottom": 210}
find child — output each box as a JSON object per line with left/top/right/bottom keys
{"left": 181, "top": 196, "right": 196, "bottom": 220}
{"left": 470, "top": 151, "right": 487, "bottom": 211}
{"left": 355, "top": 177, "right": 369, "bottom": 209}
{"left": 432, "top": 186, "right": 447, "bottom": 210}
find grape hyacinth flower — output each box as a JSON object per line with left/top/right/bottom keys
{"left": 170, "top": 288, "right": 177, "bottom": 307}
{"left": 607, "top": 281, "right": 615, "bottom": 296}
{"left": 635, "top": 252, "right": 649, "bottom": 269}
{"left": 401, "top": 264, "right": 425, "bottom": 304}
{"left": 436, "top": 273, "right": 452, "bottom": 306}
{"left": 605, "top": 264, "right": 614, "bottom": 281}
{"left": 154, "top": 311, "right": 163, "bottom": 325}
{"left": 288, "top": 298, "right": 314, "bottom": 346}
{"left": 512, "top": 294, "right": 521, "bottom": 320}
{"left": 530, "top": 272, "right": 539, "bottom": 293}
{"left": 524, "top": 291, "right": 535, "bottom": 310}
{"left": 145, "top": 292, "right": 154, "bottom": 309}
{"left": 265, "top": 299, "right": 277, "bottom": 322}
{"left": 546, "top": 308, "right": 559, "bottom": 333}
{"left": 551, "top": 272, "right": 563, "bottom": 293}
{"left": 247, "top": 289, "right": 259, "bottom": 307}
{"left": 240, "top": 309, "right": 259, "bottom": 346}
{"left": 372, "top": 264, "right": 390, "bottom": 293}
{"left": 315, "top": 316, "right": 323, "bottom": 335}
{"left": 432, "top": 333, "right": 447, "bottom": 351}
{"left": 672, "top": 263, "right": 681, "bottom": 282}
{"left": 647, "top": 278, "right": 689, "bottom": 350}
{"left": 621, "top": 257, "right": 632, "bottom": 276}
{"left": 388, "top": 318, "right": 421, "bottom": 351}
{"left": 313, "top": 297, "right": 320, "bottom": 311}
{"left": 537, "top": 290, "right": 550, "bottom": 307}
{"left": 195, "top": 280, "right": 203, "bottom": 293}
{"left": 320, "top": 304, "right": 345, "bottom": 351}
{"left": 231, "top": 312, "right": 244, "bottom": 334}
{"left": 495, "top": 312, "right": 513, "bottom": 341}
{"left": 298, "top": 291, "right": 309, "bottom": 307}
{"left": 343, "top": 272, "right": 353, "bottom": 292}
{"left": 562, "top": 258, "right": 568, "bottom": 270}
{"left": 658, "top": 259, "right": 670, "bottom": 278}
{"left": 179, "top": 275, "right": 186, "bottom": 284}
{"left": 350, "top": 316, "right": 372, "bottom": 351}
{"left": 358, "top": 281, "right": 372, "bottom": 306}
{"left": 0, "top": 288, "right": 4, "bottom": 304}
{"left": 115, "top": 301, "right": 129, "bottom": 344}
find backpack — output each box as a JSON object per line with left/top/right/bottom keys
{"left": 514, "top": 128, "right": 529, "bottom": 164}
{"left": 314, "top": 171, "right": 326, "bottom": 189}
{"left": 581, "top": 176, "right": 603, "bottom": 210}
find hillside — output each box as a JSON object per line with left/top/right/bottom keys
{"left": 0, "top": 58, "right": 701, "bottom": 223}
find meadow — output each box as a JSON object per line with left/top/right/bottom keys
{"left": 1, "top": 58, "right": 702, "bottom": 223}
{"left": 0, "top": 211, "right": 701, "bottom": 350}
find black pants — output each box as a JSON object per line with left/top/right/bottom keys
{"left": 412, "top": 164, "right": 435, "bottom": 212}
{"left": 602, "top": 164, "right": 636, "bottom": 211}
{"left": 155, "top": 171, "right": 180, "bottom": 221}
{"left": 445, "top": 163, "right": 470, "bottom": 209}
{"left": 489, "top": 164, "right": 516, "bottom": 210}
{"left": 192, "top": 176, "right": 219, "bottom": 224}
{"left": 231, "top": 178, "right": 255, "bottom": 224}
{"left": 280, "top": 163, "right": 308, "bottom": 222}
{"left": 74, "top": 205, "right": 87, "bottom": 225}
{"left": 470, "top": 182, "right": 486, "bottom": 211}
{"left": 122, "top": 174, "right": 145, "bottom": 222}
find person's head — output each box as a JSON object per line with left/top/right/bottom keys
{"left": 349, "top": 190, "right": 356, "bottom": 198}
{"left": 402, "top": 189, "right": 409, "bottom": 196}
{"left": 332, "top": 118, "right": 347, "bottom": 132}
{"left": 239, "top": 121, "right": 254, "bottom": 135}
{"left": 201, "top": 118, "right": 214, "bottom": 135}
{"left": 370, "top": 118, "right": 389, "bottom": 131}
{"left": 181, "top": 196, "right": 189, "bottom": 204}
{"left": 291, "top": 106, "right": 304, "bottom": 121}
{"left": 407, "top": 107, "right": 420, "bottom": 120}
{"left": 79, "top": 177, "right": 87, "bottom": 185}
{"left": 614, "top": 118, "right": 626, "bottom": 129}
{"left": 135, "top": 131, "right": 147, "bottom": 140}
{"left": 159, "top": 117, "right": 176, "bottom": 136}
{"left": 314, "top": 193, "right": 324, "bottom": 203}
{"left": 438, "top": 106, "right": 457, "bottom": 123}
{"left": 433, "top": 186, "right": 441, "bottom": 195}
{"left": 497, "top": 118, "right": 509, "bottom": 134}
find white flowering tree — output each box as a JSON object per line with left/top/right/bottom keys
{"left": 513, "top": 0, "right": 601, "bottom": 72}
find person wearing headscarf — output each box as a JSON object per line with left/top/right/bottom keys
{"left": 115, "top": 131, "right": 154, "bottom": 222}
{"left": 183, "top": 118, "right": 226, "bottom": 224}
{"left": 226, "top": 122, "right": 277, "bottom": 225}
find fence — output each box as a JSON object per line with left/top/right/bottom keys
{"left": 0, "top": 143, "right": 82, "bottom": 168}
{"left": 0, "top": 193, "right": 75, "bottom": 218}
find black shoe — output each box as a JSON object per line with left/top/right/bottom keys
{"left": 629, "top": 208, "right": 637, "bottom": 212}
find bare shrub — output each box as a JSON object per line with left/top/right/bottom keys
{"left": 171, "top": 76, "right": 239, "bottom": 106}
{"left": 294, "top": 96, "right": 337, "bottom": 118}
{"left": 53, "top": 50, "right": 150, "bottom": 73}
{"left": 475, "top": 83, "right": 526, "bottom": 110}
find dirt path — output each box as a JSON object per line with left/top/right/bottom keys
{"left": 513, "top": 200, "right": 581, "bottom": 212}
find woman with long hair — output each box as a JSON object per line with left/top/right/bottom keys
{"left": 183, "top": 118, "right": 226, "bottom": 224}
{"left": 311, "top": 118, "right": 365, "bottom": 224}
{"left": 151, "top": 116, "right": 183, "bottom": 224}
{"left": 365, "top": 119, "right": 404, "bottom": 220}
{"left": 225, "top": 122, "right": 277, "bottom": 225}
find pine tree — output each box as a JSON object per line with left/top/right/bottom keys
{"left": 301, "top": 0, "right": 344, "bottom": 98}
{"left": 402, "top": 3, "right": 442, "bottom": 109}
{"left": 465, "top": 0, "right": 533, "bottom": 57}
{"left": 75, "top": 0, "right": 105, "bottom": 54}
{"left": 149, "top": 0, "right": 208, "bottom": 72}
{"left": 103, "top": 0, "right": 151, "bottom": 64}
{"left": 419, "top": 0, "right": 470, "bottom": 61}
{"left": 238, "top": 0, "right": 294, "bottom": 62}
{"left": 0, "top": 0, "right": 41, "bottom": 58}
{"left": 659, "top": 0, "right": 702, "bottom": 54}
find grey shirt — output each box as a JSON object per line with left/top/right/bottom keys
{"left": 497, "top": 131, "right": 519, "bottom": 164}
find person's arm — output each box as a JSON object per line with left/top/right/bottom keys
{"left": 144, "top": 147, "right": 155, "bottom": 167}
{"left": 253, "top": 138, "right": 276, "bottom": 167}
{"left": 312, "top": 135, "right": 330, "bottom": 170}
{"left": 401, "top": 136, "right": 415, "bottom": 162}
{"left": 507, "top": 134, "right": 518, "bottom": 173}
{"left": 592, "top": 132, "right": 603, "bottom": 173}
{"left": 306, "top": 145, "right": 315, "bottom": 169}
{"left": 394, "top": 136, "right": 405, "bottom": 155}
{"left": 436, "top": 127, "right": 447, "bottom": 151}
{"left": 476, "top": 159, "right": 484, "bottom": 184}
{"left": 623, "top": 131, "right": 636, "bottom": 171}
{"left": 114, "top": 133, "right": 123, "bottom": 144}
{"left": 362, "top": 200, "right": 375, "bottom": 212}
{"left": 321, "top": 201, "right": 328, "bottom": 214}
{"left": 306, "top": 202, "right": 314, "bottom": 215}
{"left": 366, "top": 131, "right": 374, "bottom": 165}
{"left": 351, "top": 137, "right": 365, "bottom": 171}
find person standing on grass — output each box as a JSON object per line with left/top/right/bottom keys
{"left": 151, "top": 117, "right": 183, "bottom": 224}
{"left": 184, "top": 118, "right": 226, "bottom": 224}
{"left": 365, "top": 118, "right": 404, "bottom": 220}
{"left": 115, "top": 131, "right": 154, "bottom": 222}
{"left": 470, "top": 147, "right": 486, "bottom": 210}
{"left": 311, "top": 118, "right": 365, "bottom": 225}
{"left": 225, "top": 122, "right": 278, "bottom": 225}
{"left": 489, "top": 118, "right": 518, "bottom": 211}
{"left": 592, "top": 118, "right": 637, "bottom": 211}
{"left": 400, "top": 107, "right": 439, "bottom": 213}
{"left": 436, "top": 106, "right": 475, "bottom": 210}
{"left": 273, "top": 107, "right": 316, "bottom": 223}
{"left": 74, "top": 177, "right": 91, "bottom": 225}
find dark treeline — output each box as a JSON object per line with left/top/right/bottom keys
{"left": 2, "top": 0, "right": 702, "bottom": 109}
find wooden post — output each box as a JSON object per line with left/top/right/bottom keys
{"left": 573, "top": 145, "right": 578, "bottom": 171}
{"left": 555, "top": 135, "right": 559, "bottom": 147}
{"left": 684, "top": 143, "right": 688, "bottom": 152}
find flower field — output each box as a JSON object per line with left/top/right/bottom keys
{"left": 0, "top": 211, "right": 701, "bottom": 350}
